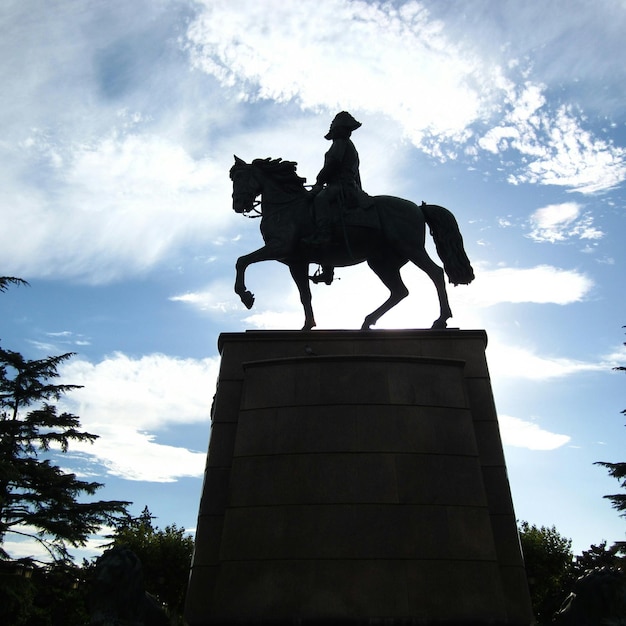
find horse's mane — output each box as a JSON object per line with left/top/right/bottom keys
{"left": 251, "top": 158, "right": 307, "bottom": 193}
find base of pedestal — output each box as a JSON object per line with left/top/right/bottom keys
{"left": 185, "top": 330, "right": 533, "bottom": 626}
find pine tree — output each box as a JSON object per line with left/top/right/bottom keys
{"left": 595, "top": 327, "right": 626, "bottom": 518}
{"left": 0, "top": 343, "right": 129, "bottom": 562}
{"left": 0, "top": 277, "right": 29, "bottom": 292}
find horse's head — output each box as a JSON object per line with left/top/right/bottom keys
{"left": 230, "top": 156, "right": 308, "bottom": 214}
{"left": 230, "top": 156, "right": 261, "bottom": 214}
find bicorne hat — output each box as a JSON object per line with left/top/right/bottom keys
{"left": 325, "top": 111, "right": 362, "bottom": 139}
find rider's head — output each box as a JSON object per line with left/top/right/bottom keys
{"left": 325, "top": 111, "right": 362, "bottom": 140}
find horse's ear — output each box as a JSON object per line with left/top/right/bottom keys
{"left": 233, "top": 155, "right": 246, "bottom": 166}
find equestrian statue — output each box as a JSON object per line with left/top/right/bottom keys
{"left": 230, "top": 112, "right": 474, "bottom": 331}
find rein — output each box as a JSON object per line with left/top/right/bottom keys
{"left": 242, "top": 184, "right": 313, "bottom": 219}
{"left": 242, "top": 200, "right": 262, "bottom": 218}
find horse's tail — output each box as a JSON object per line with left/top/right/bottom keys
{"left": 422, "top": 204, "right": 475, "bottom": 285}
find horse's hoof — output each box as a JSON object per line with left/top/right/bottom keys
{"left": 360, "top": 320, "right": 373, "bottom": 331}
{"left": 241, "top": 291, "right": 255, "bottom": 309}
{"left": 431, "top": 318, "right": 448, "bottom": 329}
{"left": 301, "top": 318, "right": 316, "bottom": 331}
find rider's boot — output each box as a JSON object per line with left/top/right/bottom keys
{"left": 309, "top": 266, "right": 334, "bottom": 285}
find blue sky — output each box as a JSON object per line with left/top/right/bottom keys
{"left": 1, "top": 0, "right": 625, "bottom": 559}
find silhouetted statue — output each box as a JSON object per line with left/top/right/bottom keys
{"left": 88, "top": 547, "right": 169, "bottom": 626}
{"left": 230, "top": 119, "right": 474, "bottom": 331}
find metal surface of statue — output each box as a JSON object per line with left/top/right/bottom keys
{"left": 230, "top": 114, "right": 474, "bottom": 330}
{"left": 88, "top": 547, "right": 169, "bottom": 626}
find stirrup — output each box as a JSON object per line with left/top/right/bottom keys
{"left": 309, "top": 266, "right": 334, "bottom": 285}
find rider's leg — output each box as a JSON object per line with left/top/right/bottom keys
{"left": 305, "top": 190, "right": 332, "bottom": 246}
{"left": 306, "top": 187, "right": 337, "bottom": 284}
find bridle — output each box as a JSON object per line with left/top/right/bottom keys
{"left": 242, "top": 200, "right": 262, "bottom": 218}
{"left": 235, "top": 169, "right": 314, "bottom": 218}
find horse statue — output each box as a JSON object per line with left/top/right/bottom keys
{"left": 230, "top": 156, "right": 474, "bottom": 330}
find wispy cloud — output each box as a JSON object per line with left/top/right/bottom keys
{"left": 176, "top": 262, "right": 594, "bottom": 332}
{"left": 0, "top": 129, "right": 237, "bottom": 283}
{"left": 442, "top": 264, "right": 592, "bottom": 308}
{"left": 1, "top": 0, "right": 623, "bottom": 287}
{"left": 187, "top": 0, "right": 626, "bottom": 190}
{"left": 527, "top": 203, "right": 604, "bottom": 243}
{"left": 170, "top": 279, "right": 243, "bottom": 314}
{"left": 492, "top": 98, "right": 626, "bottom": 194}
{"left": 499, "top": 414, "right": 570, "bottom": 450}
{"left": 487, "top": 342, "right": 606, "bottom": 381}
{"left": 186, "top": 0, "right": 493, "bottom": 151}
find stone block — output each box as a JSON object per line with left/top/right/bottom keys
{"left": 241, "top": 355, "right": 468, "bottom": 409}
{"left": 228, "top": 453, "right": 399, "bottom": 505}
{"left": 490, "top": 512, "right": 526, "bottom": 566}
{"left": 184, "top": 565, "right": 218, "bottom": 624}
{"left": 198, "top": 467, "right": 230, "bottom": 515}
{"left": 189, "top": 515, "right": 223, "bottom": 567}
{"left": 210, "top": 559, "right": 410, "bottom": 621}
{"left": 205, "top": 423, "right": 236, "bottom": 467}
{"left": 394, "top": 454, "right": 488, "bottom": 506}
{"left": 466, "top": 377, "right": 500, "bottom": 421}
{"left": 210, "top": 380, "right": 242, "bottom": 423}
{"left": 481, "top": 465, "right": 516, "bottom": 514}
{"left": 405, "top": 559, "right": 506, "bottom": 620}
{"left": 474, "top": 419, "right": 508, "bottom": 466}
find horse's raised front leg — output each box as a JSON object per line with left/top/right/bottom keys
{"left": 289, "top": 262, "right": 316, "bottom": 330}
{"left": 235, "top": 245, "right": 285, "bottom": 309}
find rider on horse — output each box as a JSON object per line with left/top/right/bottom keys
{"left": 308, "top": 111, "right": 367, "bottom": 285}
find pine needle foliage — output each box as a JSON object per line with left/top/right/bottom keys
{"left": 0, "top": 297, "right": 129, "bottom": 562}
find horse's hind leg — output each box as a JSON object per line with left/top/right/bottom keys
{"left": 410, "top": 249, "right": 452, "bottom": 329}
{"left": 361, "top": 257, "right": 409, "bottom": 330}
{"left": 289, "top": 261, "right": 316, "bottom": 330}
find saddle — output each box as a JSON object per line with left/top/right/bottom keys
{"left": 310, "top": 188, "right": 378, "bottom": 234}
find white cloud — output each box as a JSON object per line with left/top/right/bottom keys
{"left": 74, "top": 429, "right": 207, "bottom": 483}
{"left": 178, "top": 261, "right": 593, "bottom": 335}
{"left": 58, "top": 353, "right": 218, "bottom": 482}
{"left": 528, "top": 203, "right": 604, "bottom": 243}
{"left": 509, "top": 106, "right": 626, "bottom": 194}
{"left": 186, "top": 0, "right": 502, "bottom": 153}
{"left": 0, "top": 131, "right": 238, "bottom": 283}
{"left": 170, "top": 279, "right": 245, "bottom": 314}
{"left": 488, "top": 91, "right": 626, "bottom": 193}
{"left": 3, "top": 522, "right": 119, "bottom": 562}
{"left": 1, "top": 522, "right": 54, "bottom": 560}
{"left": 187, "top": 1, "right": 626, "bottom": 191}
{"left": 499, "top": 414, "right": 570, "bottom": 450}
{"left": 1, "top": 0, "right": 622, "bottom": 289}
{"left": 487, "top": 342, "right": 605, "bottom": 380}
{"left": 603, "top": 342, "right": 626, "bottom": 368}
{"left": 453, "top": 264, "right": 593, "bottom": 308}
{"left": 217, "top": 261, "right": 586, "bottom": 320}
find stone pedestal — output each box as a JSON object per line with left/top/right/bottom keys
{"left": 185, "top": 330, "right": 534, "bottom": 625}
